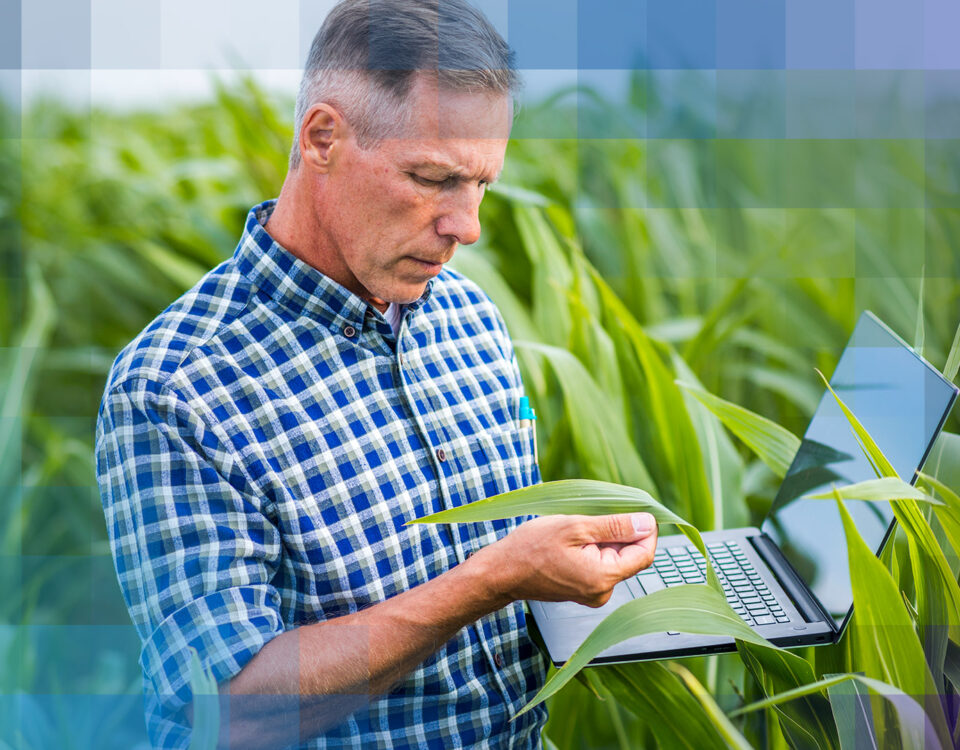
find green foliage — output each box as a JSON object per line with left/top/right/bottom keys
{"left": 188, "top": 649, "right": 220, "bottom": 750}
{"left": 4, "top": 72, "right": 960, "bottom": 749}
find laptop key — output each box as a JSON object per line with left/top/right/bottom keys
{"left": 637, "top": 574, "right": 666, "bottom": 596}
{"left": 754, "top": 615, "right": 776, "bottom": 626}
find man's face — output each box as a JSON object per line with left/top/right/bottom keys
{"left": 316, "top": 76, "right": 512, "bottom": 308}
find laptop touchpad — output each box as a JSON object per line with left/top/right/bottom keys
{"left": 540, "top": 582, "right": 634, "bottom": 619}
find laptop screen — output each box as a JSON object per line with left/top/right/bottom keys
{"left": 761, "top": 311, "right": 958, "bottom": 626}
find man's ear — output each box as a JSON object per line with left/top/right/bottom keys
{"left": 299, "top": 103, "right": 347, "bottom": 173}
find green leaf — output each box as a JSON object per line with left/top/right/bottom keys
{"left": 676, "top": 381, "right": 802, "bottom": 479}
{"left": 814, "top": 369, "right": 895, "bottom": 476}
{"left": 0, "top": 262, "right": 56, "bottom": 491}
{"left": 913, "top": 268, "right": 925, "bottom": 358}
{"left": 729, "top": 672, "right": 855, "bottom": 718}
{"left": 408, "top": 479, "right": 674, "bottom": 525}
{"left": 666, "top": 662, "right": 754, "bottom": 750}
{"left": 833, "top": 489, "right": 953, "bottom": 749}
{"left": 819, "top": 371, "right": 960, "bottom": 650}
{"left": 514, "top": 205, "right": 573, "bottom": 347}
{"left": 737, "top": 641, "right": 840, "bottom": 750}
{"left": 945, "top": 639, "right": 960, "bottom": 693}
{"left": 597, "top": 664, "right": 730, "bottom": 750}
{"left": 805, "top": 477, "right": 943, "bottom": 506}
{"left": 592, "top": 276, "right": 715, "bottom": 530}
{"left": 943, "top": 319, "right": 960, "bottom": 383}
{"left": 408, "top": 478, "right": 719, "bottom": 586}
{"left": 825, "top": 676, "right": 877, "bottom": 750}
{"left": 513, "top": 585, "right": 772, "bottom": 719}
{"left": 918, "top": 472, "right": 960, "bottom": 559}
{"left": 729, "top": 672, "right": 939, "bottom": 750}
{"left": 188, "top": 648, "right": 220, "bottom": 750}
{"left": 488, "top": 181, "right": 555, "bottom": 207}
{"left": 517, "top": 342, "right": 658, "bottom": 492}
{"left": 672, "top": 355, "right": 749, "bottom": 531}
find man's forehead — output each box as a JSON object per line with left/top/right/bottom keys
{"left": 395, "top": 77, "right": 513, "bottom": 140}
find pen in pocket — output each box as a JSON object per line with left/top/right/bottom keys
{"left": 519, "top": 396, "right": 539, "bottom": 465}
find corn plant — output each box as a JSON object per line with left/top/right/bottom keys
{"left": 3, "top": 73, "right": 959, "bottom": 748}
{"left": 412, "top": 324, "right": 960, "bottom": 748}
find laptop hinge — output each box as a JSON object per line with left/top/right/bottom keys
{"left": 750, "top": 534, "right": 836, "bottom": 630}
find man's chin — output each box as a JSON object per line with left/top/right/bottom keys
{"left": 371, "top": 281, "right": 432, "bottom": 308}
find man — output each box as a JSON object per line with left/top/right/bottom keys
{"left": 95, "top": 1, "right": 658, "bottom": 747}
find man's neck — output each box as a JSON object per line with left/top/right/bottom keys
{"left": 265, "top": 175, "right": 387, "bottom": 312}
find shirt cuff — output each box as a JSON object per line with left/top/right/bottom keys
{"left": 140, "top": 584, "right": 284, "bottom": 710}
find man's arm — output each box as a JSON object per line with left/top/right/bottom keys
{"left": 96, "top": 376, "right": 656, "bottom": 749}
{"left": 221, "top": 512, "right": 658, "bottom": 749}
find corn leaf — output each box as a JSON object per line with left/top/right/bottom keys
{"left": 666, "top": 662, "right": 754, "bottom": 750}
{"left": 833, "top": 490, "right": 953, "bottom": 749}
{"left": 592, "top": 276, "right": 715, "bottom": 530}
{"left": 805, "top": 477, "right": 942, "bottom": 506}
{"left": 676, "top": 381, "right": 802, "bottom": 479}
{"left": 672, "top": 355, "right": 749, "bottom": 531}
{"left": 737, "top": 641, "right": 840, "bottom": 750}
{"left": 514, "top": 205, "right": 573, "bottom": 347}
{"left": 819, "top": 371, "right": 960, "bottom": 660}
{"left": 409, "top": 478, "right": 718, "bottom": 588}
{"left": 188, "top": 648, "right": 220, "bottom": 750}
{"left": 913, "top": 269, "right": 925, "bottom": 358}
{"left": 730, "top": 672, "right": 940, "bottom": 750}
{"left": 825, "top": 677, "right": 878, "bottom": 750}
{"left": 513, "top": 585, "right": 772, "bottom": 720}
{"left": 516, "top": 343, "right": 658, "bottom": 491}
{"left": 944, "top": 320, "right": 960, "bottom": 383}
{"left": 918, "top": 472, "right": 960, "bottom": 559}
{"left": 0, "top": 262, "right": 56, "bottom": 491}
{"left": 597, "top": 664, "right": 731, "bottom": 750}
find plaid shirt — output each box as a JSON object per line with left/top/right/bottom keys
{"left": 95, "top": 201, "right": 549, "bottom": 748}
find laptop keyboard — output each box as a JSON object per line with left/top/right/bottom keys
{"left": 637, "top": 540, "right": 792, "bottom": 628}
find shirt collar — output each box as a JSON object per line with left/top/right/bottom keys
{"left": 234, "top": 200, "right": 433, "bottom": 336}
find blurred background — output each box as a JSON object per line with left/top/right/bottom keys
{"left": 2, "top": 1, "right": 959, "bottom": 747}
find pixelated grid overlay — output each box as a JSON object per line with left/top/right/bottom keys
{"left": 3, "top": 0, "right": 959, "bottom": 747}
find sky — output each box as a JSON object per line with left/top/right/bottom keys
{"left": 9, "top": 0, "right": 577, "bottom": 112}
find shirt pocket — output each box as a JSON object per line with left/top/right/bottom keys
{"left": 472, "top": 424, "right": 539, "bottom": 499}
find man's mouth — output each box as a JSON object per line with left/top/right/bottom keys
{"left": 409, "top": 257, "right": 446, "bottom": 273}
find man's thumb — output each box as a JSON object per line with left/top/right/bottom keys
{"left": 587, "top": 512, "right": 656, "bottom": 542}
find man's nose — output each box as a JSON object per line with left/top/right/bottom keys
{"left": 436, "top": 186, "right": 483, "bottom": 246}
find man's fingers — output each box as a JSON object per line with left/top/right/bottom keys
{"left": 582, "top": 512, "right": 657, "bottom": 543}
{"left": 612, "top": 535, "right": 658, "bottom": 577}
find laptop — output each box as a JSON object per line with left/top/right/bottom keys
{"left": 529, "top": 310, "right": 959, "bottom": 665}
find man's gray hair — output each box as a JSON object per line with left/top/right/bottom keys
{"left": 289, "top": 0, "right": 519, "bottom": 169}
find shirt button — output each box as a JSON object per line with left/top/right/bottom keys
{"left": 494, "top": 652, "right": 503, "bottom": 668}
{"left": 343, "top": 325, "right": 357, "bottom": 338}
{"left": 436, "top": 447, "right": 446, "bottom": 462}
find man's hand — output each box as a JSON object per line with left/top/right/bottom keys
{"left": 477, "top": 513, "right": 659, "bottom": 608}
{"left": 218, "top": 512, "right": 656, "bottom": 748}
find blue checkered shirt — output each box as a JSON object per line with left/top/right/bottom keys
{"left": 95, "top": 200, "right": 550, "bottom": 748}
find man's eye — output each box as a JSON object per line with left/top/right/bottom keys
{"left": 411, "top": 174, "right": 445, "bottom": 187}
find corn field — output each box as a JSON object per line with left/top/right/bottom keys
{"left": 2, "top": 72, "right": 959, "bottom": 748}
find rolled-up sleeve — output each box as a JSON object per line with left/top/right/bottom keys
{"left": 95, "top": 377, "right": 284, "bottom": 711}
